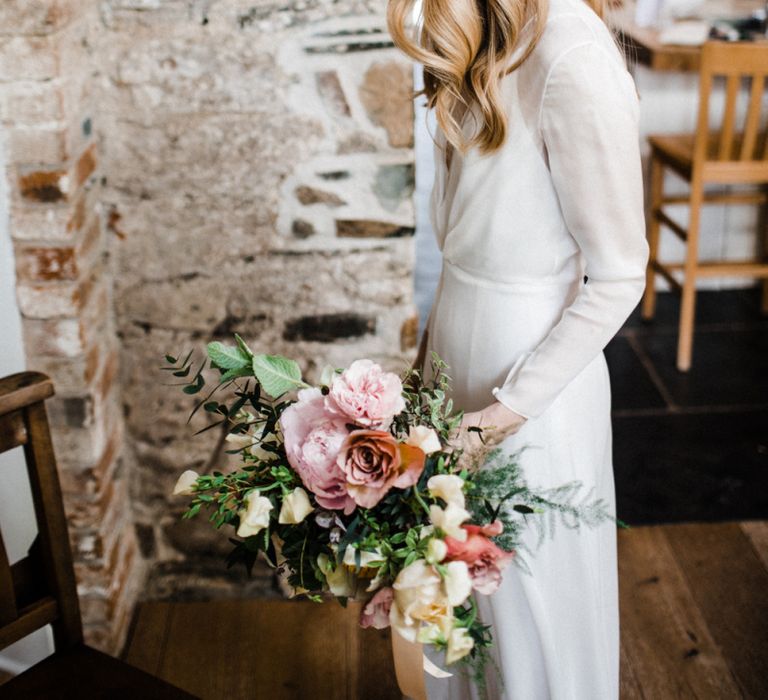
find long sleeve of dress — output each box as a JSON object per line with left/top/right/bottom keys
{"left": 491, "top": 41, "right": 650, "bottom": 420}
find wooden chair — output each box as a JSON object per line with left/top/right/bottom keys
{"left": 642, "top": 41, "right": 768, "bottom": 371}
{"left": 0, "top": 372, "right": 197, "bottom": 699}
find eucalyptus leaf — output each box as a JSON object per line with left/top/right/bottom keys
{"left": 252, "top": 353, "right": 308, "bottom": 397}
{"left": 207, "top": 341, "right": 250, "bottom": 370}
{"left": 220, "top": 366, "right": 254, "bottom": 383}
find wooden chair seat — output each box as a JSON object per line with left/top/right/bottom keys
{"left": 649, "top": 131, "right": 746, "bottom": 179}
{"left": 0, "top": 643, "right": 198, "bottom": 699}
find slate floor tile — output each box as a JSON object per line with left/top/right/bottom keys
{"left": 613, "top": 409, "right": 768, "bottom": 525}
{"left": 623, "top": 286, "right": 765, "bottom": 331}
{"left": 634, "top": 327, "right": 768, "bottom": 407}
{"left": 604, "top": 336, "right": 667, "bottom": 411}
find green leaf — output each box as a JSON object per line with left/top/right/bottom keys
{"left": 220, "top": 366, "right": 253, "bottom": 383}
{"left": 234, "top": 333, "right": 254, "bottom": 359}
{"left": 251, "top": 354, "right": 307, "bottom": 397}
{"left": 207, "top": 341, "right": 250, "bottom": 370}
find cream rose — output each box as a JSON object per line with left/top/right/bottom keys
{"left": 172, "top": 469, "right": 199, "bottom": 496}
{"left": 236, "top": 491, "right": 273, "bottom": 538}
{"left": 225, "top": 428, "right": 278, "bottom": 462}
{"left": 427, "top": 474, "right": 466, "bottom": 508}
{"left": 429, "top": 503, "right": 470, "bottom": 541}
{"left": 317, "top": 553, "right": 356, "bottom": 597}
{"left": 278, "top": 487, "right": 313, "bottom": 524}
{"left": 445, "top": 627, "right": 474, "bottom": 664}
{"left": 426, "top": 538, "right": 448, "bottom": 565}
{"left": 406, "top": 426, "right": 442, "bottom": 455}
{"left": 390, "top": 560, "right": 452, "bottom": 642}
{"left": 443, "top": 560, "right": 472, "bottom": 606}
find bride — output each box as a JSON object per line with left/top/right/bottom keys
{"left": 387, "top": 0, "right": 649, "bottom": 697}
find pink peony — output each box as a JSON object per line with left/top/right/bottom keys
{"left": 338, "top": 429, "right": 426, "bottom": 509}
{"left": 325, "top": 359, "right": 406, "bottom": 430}
{"left": 360, "top": 586, "right": 394, "bottom": 630}
{"left": 279, "top": 387, "right": 355, "bottom": 514}
{"left": 444, "top": 521, "right": 514, "bottom": 595}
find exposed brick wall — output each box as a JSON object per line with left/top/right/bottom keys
{"left": 2, "top": 0, "right": 417, "bottom": 645}
{"left": 0, "top": 0, "right": 143, "bottom": 654}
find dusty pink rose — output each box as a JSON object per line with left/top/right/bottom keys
{"left": 325, "top": 359, "right": 406, "bottom": 430}
{"left": 279, "top": 387, "right": 355, "bottom": 514}
{"left": 444, "top": 520, "right": 514, "bottom": 595}
{"left": 360, "top": 586, "right": 394, "bottom": 630}
{"left": 338, "top": 429, "right": 426, "bottom": 509}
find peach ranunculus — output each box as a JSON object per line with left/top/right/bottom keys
{"left": 338, "top": 429, "right": 426, "bottom": 508}
{"left": 360, "top": 586, "right": 394, "bottom": 630}
{"left": 325, "top": 359, "right": 406, "bottom": 430}
{"left": 279, "top": 387, "right": 356, "bottom": 514}
{"left": 444, "top": 520, "right": 515, "bottom": 595}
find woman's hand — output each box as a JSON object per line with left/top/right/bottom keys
{"left": 448, "top": 401, "right": 528, "bottom": 472}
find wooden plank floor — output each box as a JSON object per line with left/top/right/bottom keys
{"left": 120, "top": 521, "right": 767, "bottom": 699}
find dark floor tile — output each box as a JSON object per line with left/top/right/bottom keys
{"left": 605, "top": 336, "right": 667, "bottom": 411}
{"left": 623, "top": 286, "right": 766, "bottom": 332}
{"left": 635, "top": 327, "right": 768, "bottom": 407}
{"left": 613, "top": 409, "right": 768, "bottom": 525}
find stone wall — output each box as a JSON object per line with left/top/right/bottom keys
{"left": 2, "top": 0, "right": 418, "bottom": 647}
{"left": 0, "top": 0, "right": 143, "bottom": 653}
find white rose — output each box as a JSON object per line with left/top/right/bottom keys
{"left": 427, "top": 474, "right": 466, "bottom": 508}
{"left": 343, "top": 546, "right": 384, "bottom": 570}
{"left": 445, "top": 627, "right": 474, "bottom": 664}
{"left": 317, "top": 553, "right": 356, "bottom": 597}
{"left": 429, "top": 503, "right": 470, "bottom": 541}
{"left": 426, "top": 538, "right": 448, "bottom": 564}
{"left": 390, "top": 560, "right": 451, "bottom": 642}
{"left": 172, "top": 469, "right": 199, "bottom": 496}
{"left": 278, "top": 487, "right": 313, "bottom": 524}
{"left": 225, "top": 432, "right": 256, "bottom": 452}
{"left": 236, "top": 491, "right": 273, "bottom": 538}
{"left": 225, "top": 429, "right": 277, "bottom": 462}
{"left": 406, "top": 426, "right": 442, "bottom": 455}
{"left": 443, "top": 560, "right": 472, "bottom": 606}
{"left": 416, "top": 622, "right": 445, "bottom": 645}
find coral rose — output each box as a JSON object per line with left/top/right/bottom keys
{"left": 325, "top": 359, "right": 406, "bottom": 430}
{"left": 444, "top": 520, "right": 514, "bottom": 595}
{"left": 279, "top": 387, "right": 355, "bottom": 514}
{"left": 338, "top": 429, "right": 426, "bottom": 508}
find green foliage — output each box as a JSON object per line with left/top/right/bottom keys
{"left": 251, "top": 354, "right": 309, "bottom": 398}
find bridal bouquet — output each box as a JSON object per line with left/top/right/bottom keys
{"left": 165, "top": 335, "right": 615, "bottom": 686}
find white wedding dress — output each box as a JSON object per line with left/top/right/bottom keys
{"left": 420, "top": 0, "right": 649, "bottom": 697}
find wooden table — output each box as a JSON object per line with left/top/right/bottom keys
{"left": 608, "top": 0, "right": 766, "bottom": 71}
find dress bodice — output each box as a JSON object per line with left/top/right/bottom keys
{"left": 424, "top": 0, "right": 649, "bottom": 420}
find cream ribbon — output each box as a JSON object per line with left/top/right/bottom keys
{"left": 391, "top": 630, "right": 452, "bottom": 700}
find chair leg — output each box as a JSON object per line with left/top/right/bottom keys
{"left": 677, "top": 180, "right": 704, "bottom": 372}
{"left": 761, "top": 195, "right": 768, "bottom": 315}
{"left": 642, "top": 155, "right": 664, "bottom": 321}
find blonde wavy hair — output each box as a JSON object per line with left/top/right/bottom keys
{"left": 387, "top": 0, "right": 607, "bottom": 158}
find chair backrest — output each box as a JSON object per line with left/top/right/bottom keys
{"left": 694, "top": 42, "right": 768, "bottom": 183}
{"left": 0, "top": 372, "right": 82, "bottom": 653}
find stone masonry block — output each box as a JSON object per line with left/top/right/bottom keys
{"left": 14, "top": 212, "right": 102, "bottom": 283}
{"left": 0, "top": 0, "right": 89, "bottom": 37}
{"left": 0, "top": 35, "right": 59, "bottom": 81}
{"left": 8, "top": 125, "right": 69, "bottom": 165}
{"left": 0, "top": 79, "right": 65, "bottom": 123}
{"left": 16, "top": 266, "right": 103, "bottom": 319}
